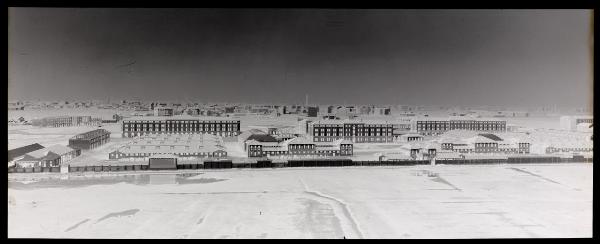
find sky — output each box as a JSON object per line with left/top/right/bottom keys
{"left": 8, "top": 8, "right": 593, "bottom": 108}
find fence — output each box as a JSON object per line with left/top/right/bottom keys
{"left": 232, "top": 160, "right": 273, "bottom": 168}
{"left": 8, "top": 166, "right": 60, "bottom": 173}
{"left": 203, "top": 160, "right": 233, "bottom": 169}
{"left": 435, "top": 157, "right": 593, "bottom": 165}
{"left": 67, "top": 165, "right": 149, "bottom": 172}
{"left": 7, "top": 156, "right": 593, "bottom": 174}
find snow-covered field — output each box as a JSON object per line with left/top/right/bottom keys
{"left": 7, "top": 123, "right": 122, "bottom": 150}
{"left": 8, "top": 163, "right": 592, "bottom": 238}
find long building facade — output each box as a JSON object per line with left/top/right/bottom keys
{"left": 247, "top": 137, "right": 353, "bottom": 158}
{"left": 415, "top": 118, "right": 507, "bottom": 135}
{"left": 438, "top": 134, "right": 530, "bottom": 154}
{"left": 109, "top": 133, "right": 227, "bottom": 161}
{"left": 308, "top": 120, "right": 394, "bottom": 143}
{"left": 32, "top": 116, "right": 102, "bottom": 127}
{"left": 121, "top": 116, "right": 241, "bottom": 138}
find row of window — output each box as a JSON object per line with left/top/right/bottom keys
{"left": 417, "top": 125, "right": 505, "bottom": 129}
{"left": 123, "top": 131, "right": 237, "bottom": 136}
{"left": 417, "top": 121, "right": 506, "bottom": 124}
{"left": 112, "top": 152, "right": 226, "bottom": 157}
{"left": 249, "top": 150, "right": 351, "bottom": 156}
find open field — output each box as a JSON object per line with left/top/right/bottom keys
{"left": 7, "top": 123, "right": 122, "bottom": 150}
{"left": 8, "top": 163, "right": 592, "bottom": 238}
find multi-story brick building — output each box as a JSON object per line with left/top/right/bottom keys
{"left": 414, "top": 118, "right": 507, "bottom": 135}
{"left": 308, "top": 120, "right": 394, "bottom": 143}
{"left": 121, "top": 116, "right": 241, "bottom": 138}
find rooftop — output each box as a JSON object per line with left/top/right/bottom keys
{"left": 114, "top": 133, "right": 226, "bottom": 154}
{"left": 478, "top": 133, "right": 504, "bottom": 141}
{"left": 246, "top": 134, "right": 279, "bottom": 143}
{"left": 71, "top": 129, "right": 110, "bottom": 140}
{"left": 25, "top": 145, "right": 75, "bottom": 159}
{"left": 8, "top": 143, "right": 45, "bottom": 161}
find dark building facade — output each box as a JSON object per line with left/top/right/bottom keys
{"left": 122, "top": 116, "right": 241, "bottom": 138}
{"left": 69, "top": 129, "right": 111, "bottom": 150}
{"left": 416, "top": 119, "right": 507, "bottom": 135}
{"left": 309, "top": 120, "right": 394, "bottom": 143}
{"left": 307, "top": 107, "right": 319, "bottom": 117}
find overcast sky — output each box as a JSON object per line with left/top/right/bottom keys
{"left": 8, "top": 8, "right": 593, "bottom": 108}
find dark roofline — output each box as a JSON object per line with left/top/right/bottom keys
{"left": 478, "top": 133, "right": 504, "bottom": 141}
{"left": 8, "top": 143, "right": 45, "bottom": 161}
{"left": 246, "top": 134, "right": 279, "bottom": 142}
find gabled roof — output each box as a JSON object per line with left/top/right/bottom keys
{"left": 478, "top": 133, "right": 504, "bottom": 141}
{"left": 466, "top": 135, "right": 498, "bottom": 144}
{"left": 17, "top": 151, "right": 60, "bottom": 162}
{"left": 286, "top": 136, "right": 314, "bottom": 145}
{"left": 246, "top": 134, "right": 279, "bottom": 143}
{"left": 8, "top": 143, "right": 45, "bottom": 161}
{"left": 27, "top": 149, "right": 52, "bottom": 159}
{"left": 45, "top": 145, "right": 76, "bottom": 155}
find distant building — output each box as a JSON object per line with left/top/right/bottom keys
{"left": 399, "top": 133, "right": 424, "bottom": 142}
{"left": 186, "top": 107, "right": 202, "bottom": 116}
{"left": 560, "top": 115, "right": 593, "bottom": 132}
{"left": 373, "top": 107, "right": 391, "bottom": 116}
{"left": 225, "top": 107, "right": 235, "bottom": 113}
{"left": 31, "top": 116, "right": 102, "bottom": 127}
{"left": 327, "top": 106, "right": 336, "bottom": 114}
{"left": 102, "top": 114, "right": 123, "bottom": 124}
{"left": 69, "top": 129, "right": 111, "bottom": 150}
{"left": 154, "top": 106, "right": 174, "bottom": 116}
{"left": 121, "top": 116, "right": 241, "bottom": 138}
{"left": 307, "top": 107, "right": 319, "bottom": 117}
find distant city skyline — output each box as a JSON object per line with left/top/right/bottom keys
{"left": 8, "top": 9, "right": 593, "bottom": 109}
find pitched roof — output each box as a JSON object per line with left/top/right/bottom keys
{"left": 478, "top": 133, "right": 504, "bottom": 141}
{"left": 246, "top": 134, "right": 279, "bottom": 142}
{"left": 8, "top": 143, "right": 45, "bottom": 161}
{"left": 45, "top": 145, "right": 76, "bottom": 155}
{"left": 286, "top": 136, "right": 314, "bottom": 145}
